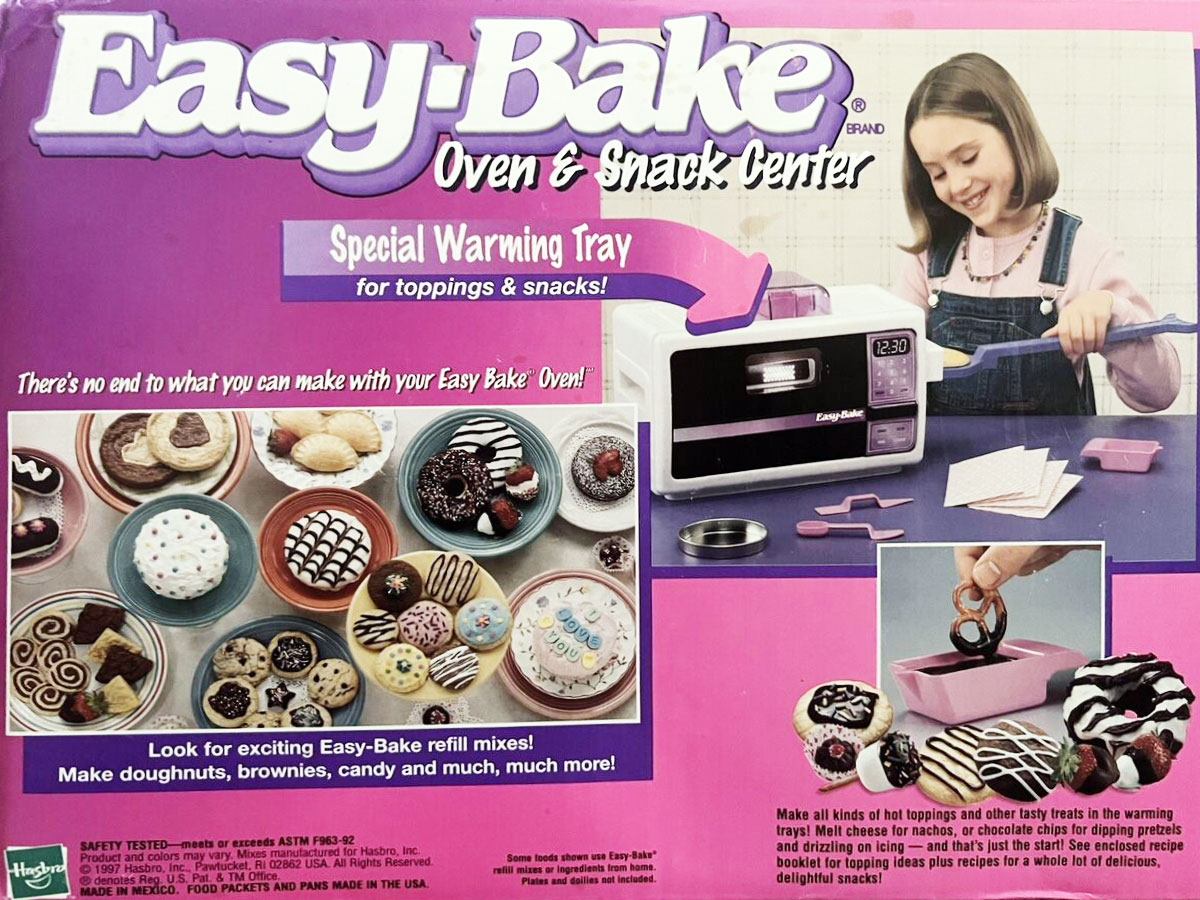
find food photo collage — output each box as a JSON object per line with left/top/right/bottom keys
{"left": 7, "top": 406, "right": 639, "bottom": 733}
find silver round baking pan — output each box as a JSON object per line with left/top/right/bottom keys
{"left": 677, "top": 518, "right": 768, "bottom": 559}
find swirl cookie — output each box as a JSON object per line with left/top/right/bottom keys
{"left": 375, "top": 643, "right": 429, "bottom": 694}
{"left": 792, "top": 681, "right": 893, "bottom": 746}
{"left": 212, "top": 637, "right": 271, "bottom": 684}
{"left": 976, "top": 720, "right": 1061, "bottom": 802}
{"left": 204, "top": 678, "right": 258, "bottom": 727}
{"left": 99, "top": 414, "right": 176, "bottom": 489}
{"left": 145, "top": 411, "right": 231, "bottom": 471}
{"left": 29, "top": 611, "right": 74, "bottom": 643}
{"left": 307, "top": 659, "right": 360, "bottom": 709}
{"left": 133, "top": 508, "right": 229, "bottom": 599}
{"left": 918, "top": 726, "right": 995, "bottom": 806}
{"left": 448, "top": 417, "right": 524, "bottom": 489}
{"left": 284, "top": 510, "right": 371, "bottom": 591}
{"left": 268, "top": 632, "right": 318, "bottom": 678}
{"left": 398, "top": 601, "right": 454, "bottom": 655}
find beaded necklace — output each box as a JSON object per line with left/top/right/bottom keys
{"left": 962, "top": 201, "right": 1049, "bottom": 283}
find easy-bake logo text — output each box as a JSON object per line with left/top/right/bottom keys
{"left": 30, "top": 12, "right": 861, "bottom": 195}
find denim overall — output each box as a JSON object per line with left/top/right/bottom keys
{"left": 926, "top": 209, "right": 1096, "bottom": 415}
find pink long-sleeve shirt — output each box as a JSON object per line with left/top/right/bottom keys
{"left": 892, "top": 211, "right": 1181, "bottom": 412}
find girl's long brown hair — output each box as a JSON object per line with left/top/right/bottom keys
{"left": 902, "top": 53, "right": 1058, "bottom": 254}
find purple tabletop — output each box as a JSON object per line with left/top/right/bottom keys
{"left": 649, "top": 415, "right": 1196, "bottom": 572}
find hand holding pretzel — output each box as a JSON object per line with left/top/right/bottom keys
{"left": 949, "top": 581, "right": 1007, "bottom": 657}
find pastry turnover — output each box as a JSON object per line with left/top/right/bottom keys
{"left": 322, "top": 411, "right": 382, "bottom": 453}
{"left": 272, "top": 409, "right": 327, "bottom": 438}
{"left": 290, "top": 433, "right": 358, "bottom": 472}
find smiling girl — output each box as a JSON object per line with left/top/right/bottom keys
{"left": 893, "top": 53, "right": 1180, "bottom": 414}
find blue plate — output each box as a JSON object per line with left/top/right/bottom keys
{"left": 398, "top": 408, "right": 562, "bottom": 558}
{"left": 107, "top": 494, "right": 257, "bottom": 627}
{"left": 191, "top": 615, "right": 363, "bottom": 728}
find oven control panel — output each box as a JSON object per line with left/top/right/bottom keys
{"left": 867, "top": 329, "right": 917, "bottom": 408}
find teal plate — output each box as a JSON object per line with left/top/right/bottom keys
{"left": 191, "top": 615, "right": 363, "bottom": 728}
{"left": 107, "top": 494, "right": 257, "bottom": 627}
{"left": 398, "top": 408, "right": 562, "bottom": 557}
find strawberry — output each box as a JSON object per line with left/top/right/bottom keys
{"left": 1116, "top": 734, "right": 1172, "bottom": 790}
{"left": 488, "top": 497, "right": 521, "bottom": 533}
{"left": 58, "top": 691, "right": 107, "bottom": 725}
{"left": 592, "top": 448, "right": 623, "bottom": 481}
{"left": 267, "top": 428, "right": 299, "bottom": 457}
{"left": 1057, "top": 741, "right": 1118, "bottom": 794}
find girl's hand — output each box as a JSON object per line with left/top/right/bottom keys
{"left": 1041, "top": 290, "right": 1114, "bottom": 358}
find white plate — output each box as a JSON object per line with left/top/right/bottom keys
{"left": 8, "top": 590, "right": 168, "bottom": 733}
{"left": 551, "top": 413, "right": 637, "bottom": 532}
{"left": 89, "top": 411, "right": 237, "bottom": 500}
{"left": 509, "top": 574, "right": 636, "bottom": 700}
{"left": 251, "top": 409, "right": 397, "bottom": 490}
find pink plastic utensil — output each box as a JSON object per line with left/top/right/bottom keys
{"left": 795, "top": 520, "right": 905, "bottom": 541}
{"left": 814, "top": 493, "right": 914, "bottom": 515}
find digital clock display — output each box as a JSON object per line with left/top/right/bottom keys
{"left": 872, "top": 336, "right": 910, "bottom": 357}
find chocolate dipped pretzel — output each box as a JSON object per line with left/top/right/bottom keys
{"left": 949, "top": 581, "right": 1007, "bottom": 657}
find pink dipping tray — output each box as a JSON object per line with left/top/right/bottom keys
{"left": 889, "top": 639, "right": 1087, "bottom": 725}
{"left": 1080, "top": 437, "right": 1162, "bottom": 472}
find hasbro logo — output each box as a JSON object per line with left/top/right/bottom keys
{"left": 4, "top": 846, "right": 69, "bottom": 900}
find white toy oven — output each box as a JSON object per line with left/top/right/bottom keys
{"left": 613, "top": 285, "right": 934, "bottom": 499}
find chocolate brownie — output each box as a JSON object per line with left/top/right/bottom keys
{"left": 72, "top": 603, "right": 126, "bottom": 645}
{"left": 96, "top": 645, "right": 154, "bottom": 685}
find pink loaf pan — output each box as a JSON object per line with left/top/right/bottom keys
{"left": 1080, "top": 438, "right": 1162, "bottom": 473}
{"left": 889, "top": 639, "right": 1086, "bottom": 725}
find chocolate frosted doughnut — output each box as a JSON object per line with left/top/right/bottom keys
{"left": 416, "top": 450, "right": 491, "bottom": 527}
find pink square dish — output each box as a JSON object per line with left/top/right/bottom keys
{"left": 889, "top": 639, "right": 1087, "bottom": 725}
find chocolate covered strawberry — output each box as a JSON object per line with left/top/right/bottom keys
{"left": 1115, "top": 734, "right": 1173, "bottom": 791}
{"left": 58, "top": 691, "right": 107, "bottom": 725}
{"left": 268, "top": 428, "right": 300, "bottom": 457}
{"left": 504, "top": 461, "right": 539, "bottom": 502}
{"left": 476, "top": 496, "right": 522, "bottom": 536}
{"left": 1057, "top": 742, "right": 1118, "bottom": 795}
